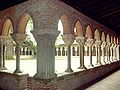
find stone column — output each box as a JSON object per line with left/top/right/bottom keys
{"left": 62, "top": 34, "right": 75, "bottom": 72}
{"left": 110, "top": 44, "right": 114, "bottom": 62}
{"left": 10, "top": 33, "right": 27, "bottom": 73}
{"left": 95, "top": 41, "right": 102, "bottom": 65}
{"left": 87, "top": 39, "right": 94, "bottom": 67}
{"left": 116, "top": 45, "right": 120, "bottom": 61}
{"left": 0, "top": 37, "right": 4, "bottom": 70}
{"left": 101, "top": 42, "right": 107, "bottom": 64}
{"left": 2, "top": 36, "right": 9, "bottom": 70}
{"left": 113, "top": 44, "right": 118, "bottom": 61}
{"left": 76, "top": 37, "right": 86, "bottom": 69}
{"left": 106, "top": 43, "right": 111, "bottom": 63}
{"left": 31, "top": 30, "right": 59, "bottom": 79}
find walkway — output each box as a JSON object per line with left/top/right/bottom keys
{"left": 85, "top": 70, "right": 120, "bottom": 90}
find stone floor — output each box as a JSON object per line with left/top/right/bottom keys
{"left": 85, "top": 70, "right": 120, "bottom": 90}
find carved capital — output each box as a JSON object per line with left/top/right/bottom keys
{"left": 86, "top": 39, "right": 94, "bottom": 47}
{"left": 62, "top": 34, "right": 75, "bottom": 45}
{"left": 31, "top": 29, "right": 60, "bottom": 42}
{"left": 0, "top": 36, "right": 9, "bottom": 45}
{"left": 76, "top": 37, "right": 86, "bottom": 45}
{"left": 102, "top": 42, "right": 107, "bottom": 47}
{"left": 10, "top": 33, "right": 27, "bottom": 45}
{"left": 95, "top": 41, "right": 101, "bottom": 47}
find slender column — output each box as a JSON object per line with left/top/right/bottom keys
{"left": 87, "top": 39, "right": 94, "bottom": 67}
{"left": 95, "top": 41, "right": 102, "bottom": 65}
{"left": 62, "top": 34, "right": 75, "bottom": 72}
{"left": 113, "top": 44, "right": 117, "bottom": 60}
{"left": 102, "top": 42, "right": 106, "bottom": 64}
{"left": 76, "top": 37, "right": 86, "bottom": 69}
{"left": 31, "top": 30, "right": 59, "bottom": 79}
{"left": 2, "top": 36, "right": 9, "bottom": 70}
{"left": 106, "top": 43, "right": 111, "bottom": 63}
{"left": 110, "top": 44, "right": 114, "bottom": 62}
{"left": 116, "top": 45, "right": 120, "bottom": 61}
{"left": 10, "top": 33, "right": 26, "bottom": 73}
{"left": 0, "top": 37, "right": 3, "bottom": 70}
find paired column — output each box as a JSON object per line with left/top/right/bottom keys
{"left": 76, "top": 37, "right": 86, "bottom": 69}
{"left": 31, "top": 30, "right": 59, "bottom": 79}
{"left": 113, "top": 44, "right": 117, "bottom": 61}
{"left": 106, "top": 43, "right": 111, "bottom": 63}
{"left": 110, "top": 44, "right": 114, "bottom": 62}
{"left": 10, "top": 33, "right": 27, "bottom": 73}
{"left": 86, "top": 39, "right": 94, "bottom": 67}
{"left": 62, "top": 34, "right": 75, "bottom": 72}
{"left": 95, "top": 41, "right": 102, "bottom": 65}
{"left": 0, "top": 36, "right": 9, "bottom": 70}
{"left": 101, "top": 42, "right": 107, "bottom": 64}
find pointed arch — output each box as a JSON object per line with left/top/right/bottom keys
{"left": 60, "top": 15, "right": 71, "bottom": 34}
{"left": 94, "top": 29, "right": 100, "bottom": 41}
{"left": 101, "top": 32, "right": 105, "bottom": 42}
{"left": 75, "top": 20, "right": 83, "bottom": 37}
{"left": 85, "top": 25, "right": 93, "bottom": 39}
{"left": 18, "top": 13, "right": 32, "bottom": 33}
{"left": 2, "top": 18, "right": 13, "bottom": 36}
{"left": 106, "top": 34, "right": 110, "bottom": 43}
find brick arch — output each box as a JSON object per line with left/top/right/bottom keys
{"left": 114, "top": 37, "right": 116, "bottom": 44}
{"left": 18, "top": 13, "right": 32, "bottom": 34}
{"left": 106, "top": 34, "right": 110, "bottom": 43}
{"left": 60, "top": 14, "right": 71, "bottom": 34}
{"left": 74, "top": 20, "right": 83, "bottom": 37}
{"left": 101, "top": 32, "right": 106, "bottom": 42}
{"left": 85, "top": 25, "right": 93, "bottom": 39}
{"left": 2, "top": 18, "right": 13, "bottom": 36}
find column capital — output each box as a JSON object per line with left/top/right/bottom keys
{"left": 102, "top": 42, "right": 107, "bottom": 47}
{"left": 31, "top": 29, "right": 60, "bottom": 41}
{"left": 95, "top": 41, "right": 101, "bottom": 47}
{"left": 0, "top": 36, "right": 9, "bottom": 45}
{"left": 62, "top": 34, "right": 75, "bottom": 45}
{"left": 106, "top": 42, "right": 112, "bottom": 47}
{"left": 76, "top": 37, "right": 86, "bottom": 45}
{"left": 10, "top": 33, "right": 27, "bottom": 45}
{"left": 86, "top": 39, "right": 94, "bottom": 47}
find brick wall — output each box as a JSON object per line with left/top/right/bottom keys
{"left": 27, "top": 61, "right": 120, "bottom": 90}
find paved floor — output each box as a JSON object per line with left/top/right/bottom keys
{"left": 85, "top": 70, "right": 120, "bottom": 90}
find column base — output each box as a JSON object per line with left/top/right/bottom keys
{"left": 65, "top": 68, "right": 73, "bottom": 72}
{"left": 33, "top": 73, "right": 57, "bottom": 79}
{"left": 106, "top": 60, "right": 111, "bottom": 64}
{"left": 0, "top": 66, "right": 4, "bottom": 71}
{"left": 95, "top": 62, "right": 102, "bottom": 66}
{"left": 88, "top": 64, "right": 94, "bottom": 67}
{"left": 78, "top": 66, "right": 87, "bottom": 69}
{"left": 2, "top": 66, "right": 7, "bottom": 70}
{"left": 14, "top": 69, "right": 22, "bottom": 73}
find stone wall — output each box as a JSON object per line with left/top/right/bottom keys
{"left": 27, "top": 61, "right": 120, "bottom": 90}
{"left": 0, "top": 72, "right": 28, "bottom": 90}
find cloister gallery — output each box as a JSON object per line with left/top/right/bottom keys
{"left": 0, "top": 0, "right": 119, "bottom": 90}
